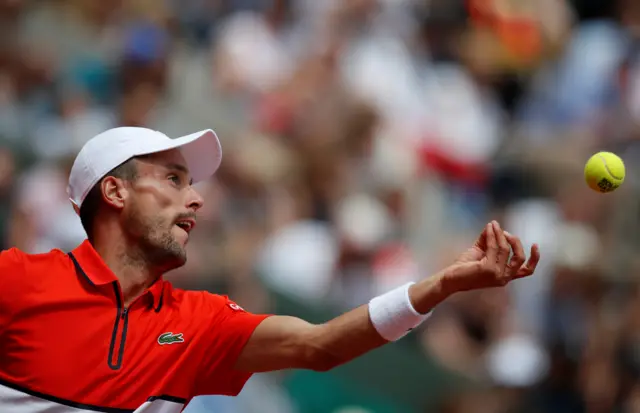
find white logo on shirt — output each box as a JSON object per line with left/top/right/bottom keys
{"left": 228, "top": 303, "right": 243, "bottom": 311}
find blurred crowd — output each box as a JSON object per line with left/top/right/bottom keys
{"left": 4, "top": 0, "right": 640, "bottom": 412}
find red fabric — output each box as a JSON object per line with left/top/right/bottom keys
{"left": 0, "top": 243, "right": 271, "bottom": 411}
{"left": 194, "top": 294, "right": 271, "bottom": 396}
{"left": 419, "top": 143, "right": 489, "bottom": 187}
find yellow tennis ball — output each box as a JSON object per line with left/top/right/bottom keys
{"left": 584, "top": 152, "right": 625, "bottom": 193}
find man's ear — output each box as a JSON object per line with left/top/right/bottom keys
{"left": 101, "top": 176, "right": 129, "bottom": 210}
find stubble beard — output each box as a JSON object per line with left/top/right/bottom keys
{"left": 125, "top": 207, "right": 187, "bottom": 273}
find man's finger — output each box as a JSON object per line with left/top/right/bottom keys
{"left": 493, "top": 221, "right": 510, "bottom": 271}
{"left": 484, "top": 222, "right": 497, "bottom": 265}
{"left": 473, "top": 225, "right": 489, "bottom": 251}
{"left": 515, "top": 243, "right": 541, "bottom": 279}
{"left": 504, "top": 231, "right": 525, "bottom": 278}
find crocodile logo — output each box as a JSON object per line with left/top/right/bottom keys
{"left": 157, "top": 332, "right": 185, "bottom": 345}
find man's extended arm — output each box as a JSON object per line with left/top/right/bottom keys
{"left": 234, "top": 221, "right": 540, "bottom": 373}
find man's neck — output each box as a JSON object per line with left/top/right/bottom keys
{"left": 91, "top": 238, "right": 161, "bottom": 307}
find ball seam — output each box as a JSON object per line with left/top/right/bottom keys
{"left": 597, "top": 154, "right": 623, "bottom": 180}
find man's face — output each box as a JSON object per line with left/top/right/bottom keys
{"left": 122, "top": 149, "right": 203, "bottom": 271}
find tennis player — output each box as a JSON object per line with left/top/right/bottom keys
{"left": 0, "top": 127, "right": 540, "bottom": 413}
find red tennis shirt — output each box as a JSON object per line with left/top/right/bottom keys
{"left": 0, "top": 240, "right": 271, "bottom": 412}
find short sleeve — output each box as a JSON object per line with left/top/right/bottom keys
{"left": 0, "top": 248, "right": 26, "bottom": 331}
{"left": 194, "top": 294, "right": 270, "bottom": 397}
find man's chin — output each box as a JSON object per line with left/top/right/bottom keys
{"left": 157, "top": 253, "right": 187, "bottom": 274}
{"left": 166, "top": 247, "right": 187, "bottom": 268}
{"left": 146, "top": 241, "right": 187, "bottom": 272}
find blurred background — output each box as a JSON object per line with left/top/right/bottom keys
{"left": 3, "top": 0, "right": 640, "bottom": 412}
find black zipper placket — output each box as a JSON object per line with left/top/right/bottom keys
{"left": 107, "top": 282, "right": 130, "bottom": 370}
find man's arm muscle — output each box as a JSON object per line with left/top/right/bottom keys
{"left": 234, "top": 277, "right": 446, "bottom": 373}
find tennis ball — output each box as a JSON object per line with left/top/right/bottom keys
{"left": 584, "top": 152, "right": 625, "bottom": 193}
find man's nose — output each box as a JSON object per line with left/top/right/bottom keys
{"left": 187, "top": 187, "right": 204, "bottom": 211}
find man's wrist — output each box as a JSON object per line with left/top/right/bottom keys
{"left": 368, "top": 282, "right": 432, "bottom": 341}
{"left": 408, "top": 274, "right": 451, "bottom": 315}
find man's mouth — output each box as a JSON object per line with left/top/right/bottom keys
{"left": 175, "top": 218, "right": 196, "bottom": 233}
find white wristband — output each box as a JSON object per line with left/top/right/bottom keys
{"left": 368, "top": 282, "right": 432, "bottom": 342}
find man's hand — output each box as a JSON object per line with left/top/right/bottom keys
{"left": 409, "top": 221, "right": 539, "bottom": 313}
{"left": 442, "top": 220, "right": 539, "bottom": 293}
{"left": 454, "top": 224, "right": 490, "bottom": 265}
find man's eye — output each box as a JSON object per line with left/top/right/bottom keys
{"left": 168, "top": 175, "right": 181, "bottom": 185}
